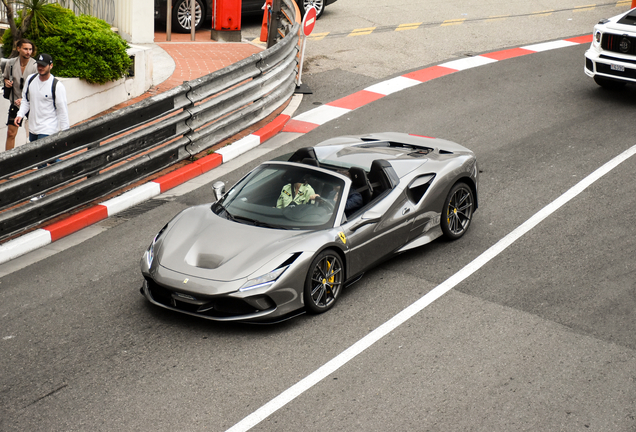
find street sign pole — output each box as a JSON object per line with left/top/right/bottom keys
{"left": 296, "top": 6, "right": 316, "bottom": 93}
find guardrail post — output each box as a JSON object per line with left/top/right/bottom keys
{"left": 266, "top": 0, "right": 282, "bottom": 48}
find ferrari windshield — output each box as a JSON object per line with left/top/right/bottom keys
{"left": 214, "top": 163, "right": 345, "bottom": 230}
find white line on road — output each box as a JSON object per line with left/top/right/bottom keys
{"left": 226, "top": 144, "right": 636, "bottom": 432}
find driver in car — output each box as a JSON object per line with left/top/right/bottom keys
{"left": 276, "top": 176, "right": 320, "bottom": 208}
{"left": 327, "top": 171, "right": 363, "bottom": 216}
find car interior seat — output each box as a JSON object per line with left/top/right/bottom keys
{"left": 368, "top": 159, "right": 399, "bottom": 198}
{"left": 348, "top": 167, "right": 373, "bottom": 204}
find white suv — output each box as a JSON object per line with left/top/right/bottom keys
{"left": 585, "top": 7, "right": 636, "bottom": 88}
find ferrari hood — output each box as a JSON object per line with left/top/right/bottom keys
{"left": 157, "top": 205, "right": 305, "bottom": 281}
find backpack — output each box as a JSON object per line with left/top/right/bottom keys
{"left": 25, "top": 73, "right": 58, "bottom": 109}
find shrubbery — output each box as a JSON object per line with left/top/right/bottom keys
{"left": 2, "top": 4, "right": 132, "bottom": 84}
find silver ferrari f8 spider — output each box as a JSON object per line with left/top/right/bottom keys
{"left": 140, "top": 132, "right": 479, "bottom": 323}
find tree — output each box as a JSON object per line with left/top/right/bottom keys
{"left": 0, "top": 0, "right": 90, "bottom": 56}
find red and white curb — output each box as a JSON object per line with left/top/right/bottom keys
{"left": 282, "top": 36, "right": 591, "bottom": 133}
{"left": 0, "top": 35, "right": 593, "bottom": 265}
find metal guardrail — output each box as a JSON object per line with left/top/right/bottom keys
{"left": 0, "top": 0, "right": 300, "bottom": 241}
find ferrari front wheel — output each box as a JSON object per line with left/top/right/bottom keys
{"left": 304, "top": 250, "right": 343, "bottom": 314}
{"left": 441, "top": 182, "right": 474, "bottom": 240}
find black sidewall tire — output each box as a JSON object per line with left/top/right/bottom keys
{"left": 441, "top": 182, "right": 474, "bottom": 240}
{"left": 172, "top": 0, "right": 204, "bottom": 33}
{"left": 304, "top": 250, "right": 343, "bottom": 314}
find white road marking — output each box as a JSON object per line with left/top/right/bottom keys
{"left": 102, "top": 182, "right": 162, "bottom": 216}
{"left": 292, "top": 104, "right": 351, "bottom": 125}
{"left": 226, "top": 144, "right": 636, "bottom": 432}
{"left": 217, "top": 135, "right": 261, "bottom": 162}
{"left": 522, "top": 40, "right": 579, "bottom": 52}
{"left": 364, "top": 76, "right": 422, "bottom": 96}
{"left": 440, "top": 56, "right": 498, "bottom": 71}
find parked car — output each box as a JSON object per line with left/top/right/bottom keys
{"left": 140, "top": 133, "right": 479, "bottom": 323}
{"left": 585, "top": 7, "right": 636, "bottom": 89}
{"left": 155, "top": 0, "right": 337, "bottom": 33}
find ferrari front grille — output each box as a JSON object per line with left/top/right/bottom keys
{"left": 145, "top": 278, "right": 275, "bottom": 318}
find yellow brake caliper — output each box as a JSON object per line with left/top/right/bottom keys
{"left": 324, "top": 260, "right": 334, "bottom": 295}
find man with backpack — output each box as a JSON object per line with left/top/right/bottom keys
{"left": 14, "top": 53, "right": 69, "bottom": 142}
{"left": 2, "top": 38, "right": 38, "bottom": 151}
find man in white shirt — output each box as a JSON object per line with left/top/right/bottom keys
{"left": 14, "top": 53, "right": 69, "bottom": 142}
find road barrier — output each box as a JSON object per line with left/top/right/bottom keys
{"left": 0, "top": 0, "right": 300, "bottom": 242}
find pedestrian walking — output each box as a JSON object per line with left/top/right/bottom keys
{"left": 14, "top": 53, "right": 69, "bottom": 143}
{"left": 2, "top": 39, "right": 37, "bottom": 151}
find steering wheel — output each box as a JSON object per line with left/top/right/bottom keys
{"left": 315, "top": 196, "right": 334, "bottom": 212}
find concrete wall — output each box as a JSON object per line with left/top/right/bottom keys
{"left": 0, "top": 44, "right": 153, "bottom": 152}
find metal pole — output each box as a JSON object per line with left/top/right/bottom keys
{"left": 297, "top": 34, "right": 307, "bottom": 86}
{"left": 266, "top": 0, "right": 281, "bottom": 48}
{"left": 166, "top": 0, "right": 172, "bottom": 41}
{"left": 191, "top": 0, "right": 196, "bottom": 41}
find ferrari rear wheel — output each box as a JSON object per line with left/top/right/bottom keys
{"left": 441, "top": 182, "right": 474, "bottom": 240}
{"left": 304, "top": 250, "right": 343, "bottom": 314}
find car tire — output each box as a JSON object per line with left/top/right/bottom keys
{"left": 304, "top": 249, "right": 343, "bottom": 314}
{"left": 441, "top": 182, "right": 474, "bottom": 240}
{"left": 593, "top": 75, "right": 627, "bottom": 90}
{"left": 297, "top": 0, "right": 324, "bottom": 19}
{"left": 172, "top": 0, "right": 205, "bottom": 33}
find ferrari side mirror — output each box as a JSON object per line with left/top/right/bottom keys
{"left": 212, "top": 181, "right": 225, "bottom": 201}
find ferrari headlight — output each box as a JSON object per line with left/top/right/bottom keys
{"left": 239, "top": 266, "right": 289, "bottom": 292}
{"left": 146, "top": 224, "right": 168, "bottom": 268}
{"left": 146, "top": 240, "right": 156, "bottom": 268}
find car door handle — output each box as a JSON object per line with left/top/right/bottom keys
{"left": 402, "top": 207, "right": 411, "bottom": 216}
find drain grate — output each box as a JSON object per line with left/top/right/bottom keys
{"left": 114, "top": 199, "right": 168, "bottom": 220}
{"left": 97, "top": 199, "right": 168, "bottom": 228}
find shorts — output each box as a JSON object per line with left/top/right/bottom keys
{"left": 7, "top": 104, "right": 19, "bottom": 126}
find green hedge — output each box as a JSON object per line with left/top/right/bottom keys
{"left": 2, "top": 4, "right": 132, "bottom": 84}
